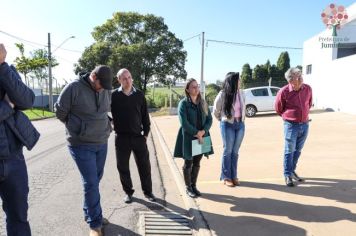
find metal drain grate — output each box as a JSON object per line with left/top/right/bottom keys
{"left": 139, "top": 211, "right": 193, "bottom": 235}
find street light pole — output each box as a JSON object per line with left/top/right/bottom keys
{"left": 48, "top": 34, "right": 75, "bottom": 112}
{"left": 200, "top": 32, "right": 205, "bottom": 99}
{"left": 48, "top": 33, "right": 53, "bottom": 112}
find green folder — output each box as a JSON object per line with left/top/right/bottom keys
{"left": 192, "top": 136, "right": 212, "bottom": 156}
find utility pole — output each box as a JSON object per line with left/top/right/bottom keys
{"left": 48, "top": 33, "right": 53, "bottom": 112}
{"left": 200, "top": 32, "right": 205, "bottom": 99}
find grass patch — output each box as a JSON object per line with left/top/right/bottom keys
{"left": 146, "top": 87, "right": 185, "bottom": 108}
{"left": 150, "top": 108, "right": 171, "bottom": 117}
{"left": 146, "top": 87, "right": 185, "bottom": 96}
{"left": 23, "top": 108, "right": 55, "bottom": 120}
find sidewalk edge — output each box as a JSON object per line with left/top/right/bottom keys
{"left": 151, "top": 116, "right": 213, "bottom": 236}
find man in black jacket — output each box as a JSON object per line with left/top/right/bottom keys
{"left": 0, "top": 43, "right": 40, "bottom": 236}
{"left": 111, "top": 68, "right": 155, "bottom": 203}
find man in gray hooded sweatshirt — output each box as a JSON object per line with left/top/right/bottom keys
{"left": 55, "top": 65, "right": 112, "bottom": 236}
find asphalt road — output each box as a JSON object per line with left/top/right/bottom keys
{"left": 0, "top": 118, "right": 165, "bottom": 236}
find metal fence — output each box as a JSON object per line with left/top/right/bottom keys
{"left": 33, "top": 95, "right": 59, "bottom": 108}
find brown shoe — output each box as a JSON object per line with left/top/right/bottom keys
{"left": 232, "top": 178, "right": 240, "bottom": 186}
{"left": 224, "top": 179, "right": 235, "bottom": 187}
{"left": 89, "top": 227, "right": 103, "bottom": 236}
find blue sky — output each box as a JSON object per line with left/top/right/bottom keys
{"left": 1, "top": 0, "right": 355, "bottom": 85}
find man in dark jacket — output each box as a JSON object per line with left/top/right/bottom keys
{"left": 0, "top": 43, "right": 40, "bottom": 236}
{"left": 55, "top": 65, "right": 112, "bottom": 236}
{"left": 111, "top": 68, "right": 155, "bottom": 204}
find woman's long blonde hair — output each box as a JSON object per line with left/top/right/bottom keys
{"left": 184, "top": 78, "right": 209, "bottom": 115}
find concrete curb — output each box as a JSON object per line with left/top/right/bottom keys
{"left": 151, "top": 116, "right": 213, "bottom": 236}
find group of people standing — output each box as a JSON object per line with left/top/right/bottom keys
{"left": 0, "top": 43, "right": 154, "bottom": 236}
{"left": 173, "top": 68, "right": 312, "bottom": 198}
{"left": 55, "top": 67, "right": 155, "bottom": 236}
{"left": 0, "top": 41, "right": 312, "bottom": 236}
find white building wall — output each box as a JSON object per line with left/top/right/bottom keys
{"left": 303, "top": 3, "right": 356, "bottom": 114}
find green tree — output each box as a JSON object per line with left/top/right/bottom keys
{"left": 296, "top": 65, "right": 303, "bottom": 72}
{"left": 252, "top": 64, "right": 268, "bottom": 83}
{"left": 75, "top": 12, "right": 187, "bottom": 93}
{"left": 30, "top": 49, "right": 58, "bottom": 91}
{"left": 205, "top": 83, "right": 221, "bottom": 106}
{"left": 264, "top": 60, "right": 271, "bottom": 79}
{"left": 14, "top": 44, "right": 59, "bottom": 90}
{"left": 269, "top": 64, "right": 279, "bottom": 81}
{"left": 240, "top": 63, "right": 252, "bottom": 88}
{"left": 276, "top": 51, "right": 290, "bottom": 78}
{"left": 14, "top": 43, "right": 32, "bottom": 86}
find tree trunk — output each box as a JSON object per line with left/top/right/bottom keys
{"left": 24, "top": 74, "right": 28, "bottom": 86}
{"left": 143, "top": 76, "right": 147, "bottom": 94}
{"left": 332, "top": 24, "right": 338, "bottom": 37}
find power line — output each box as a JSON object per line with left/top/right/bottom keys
{"left": 207, "top": 39, "right": 303, "bottom": 50}
{"left": 0, "top": 30, "right": 46, "bottom": 48}
{"left": 183, "top": 33, "right": 201, "bottom": 42}
{"left": 0, "top": 30, "right": 82, "bottom": 54}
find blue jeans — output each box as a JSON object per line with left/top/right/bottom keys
{"left": 220, "top": 120, "right": 245, "bottom": 180}
{"left": 0, "top": 154, "right": 31, "bottom": 236}
{"left": 68, "top": 144, "right": 107, "bottom": 229}
{"left": 283, "top": 121, "right": 309, "bottom": 177}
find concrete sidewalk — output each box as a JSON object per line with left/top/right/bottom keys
{"left": 152, "top": 110, "right": 356, "bottom": 236}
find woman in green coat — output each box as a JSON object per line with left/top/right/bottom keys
{"left": 174, "top": 78, "right": 213, "bottom": 198}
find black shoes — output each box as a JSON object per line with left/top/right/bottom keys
{"left": 144, "top": 193, "right": 156, "bottom": 202}
{"left": 191, "top": 185, "right": 201, "bottom": 196}
{"left": 285, "top": 176, "right": 295, "bottom": 187}
{"left": 291, "top": 172, "right": 305, "bottom": 182}
{"left": 125, "top": 193, "right": 156, "bottom": 203}
{"left": 124, "top": 194, "right": 133, "bottom": 204}
{"left": 186, "top": 186, "right": 197, "bottom": 198}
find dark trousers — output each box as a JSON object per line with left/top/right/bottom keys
{"left": 183, "top": 155, "right": 203, "bottom": 187}
{"left": 183, "top": 155, "right": 203, "bottom": 171}
{"left": 0, "top": 154, "right": 31, "bottom": 236}
{"left": 115, "top": 135, "right": 152, "bottom": 196}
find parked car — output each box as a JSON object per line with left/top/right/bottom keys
{"left": 243, "top": 86, "right": 280, "bottom": 117}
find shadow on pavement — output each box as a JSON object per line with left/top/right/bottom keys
{"left": 134, "top": 196, "right": 308, "bottom": 236}
{"left": 104, "top": 224, "right": 140, "bottom": 236}
{"left": 202, "top": 215, "right": 307, "bottom": 236}
{"left": 201, "top": 190, "right": 356, "bottom": 223}
{"left": 104, "top": 197, "right": 167, "bottom": 235}
{"left": 242, "top": 178, "right": 356, "bottom": 204}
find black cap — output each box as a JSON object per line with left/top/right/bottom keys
{"left": 93, "top": 65, "right": 113, "bottom": 90}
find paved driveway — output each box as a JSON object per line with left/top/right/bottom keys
{"left": 152, "top": 110, "right": 356, "bottom": 236}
